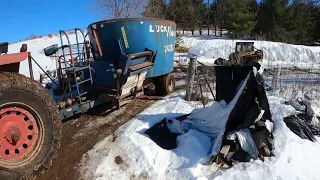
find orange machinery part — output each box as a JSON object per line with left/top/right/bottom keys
{"left": 0, "top": 52, "right": 29, "bottom": 66}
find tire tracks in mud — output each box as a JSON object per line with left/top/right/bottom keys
{"left": 34, "top": 99, "right": 156, "bottom": 180}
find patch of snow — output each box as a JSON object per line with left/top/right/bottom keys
{"left": 79, "top": 90, "right": 320, "bottom": 180}
{"left": 310, "top": 100, "right": 320, "bottom": 117}
{"left": 178, "top": 37, "right": 320, "bottom": 68}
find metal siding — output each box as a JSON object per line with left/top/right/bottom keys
{"left": 90, "top": 61, "right": 115, "bottom": 87}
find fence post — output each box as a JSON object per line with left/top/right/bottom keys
{"left": 272, "top": 65, "right": 281, "bottom": 90}
{"left": 186, "top": 57, "right": 196, "bottom": 101}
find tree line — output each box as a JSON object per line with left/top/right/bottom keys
{"left": 142, "top": 0, "right": 320, "bottom": 45}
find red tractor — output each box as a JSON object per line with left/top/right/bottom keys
{"left": 0, "top": 42, "right": 61, "bottom": 179}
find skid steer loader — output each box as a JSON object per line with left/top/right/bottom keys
{"left": 229, "top": 42, "right": 264, "bottom": 65}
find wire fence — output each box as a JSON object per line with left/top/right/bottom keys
{"left": 174, "top": 58, "right": 320, "bottom": 102}
{"left": 263, "top": 63, "right": 320, "bottom": 101}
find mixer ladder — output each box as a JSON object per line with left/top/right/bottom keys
{"left": 59, "top": 29, "right": 93, "bottom": 103}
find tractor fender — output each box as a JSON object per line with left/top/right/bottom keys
{"left": 0, "top": 52, "right": 29, "bottom": 66}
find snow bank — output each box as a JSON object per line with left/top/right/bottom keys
{"left": 179, "top": 37, "right": 320, "bottom": 68}
{"left": 79, "top": 91, "right": 320, "bottom": 180}
{"left": 8, "top": 33, "right": 85, "bottom": 80}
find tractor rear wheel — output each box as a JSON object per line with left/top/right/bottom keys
{"left": 0, "top": 72, "right": 61, "bottom": 180}
{"left": 154, "top": 73, "right": 175, "bottom": 96}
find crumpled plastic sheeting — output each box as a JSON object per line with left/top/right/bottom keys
{"left": 227, "top": 129, "right": 259, "bottom": 160}
{"left": 182, "top": 72, "right": 251, "bottom": 165}
{"left": 166, "top": 118, "right": 184, "bottom": 134}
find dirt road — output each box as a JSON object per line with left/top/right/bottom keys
{"left": 34, "top": 99, "right": 156, "bottom": 180}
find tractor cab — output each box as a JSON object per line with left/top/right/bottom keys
{"left": 0, "top": 42, "right": 34, "bottom": 73}
{"left": 0, "top": 42, "right": 8, "bottom": 54}
{"left": 235, "top": 42, "right": 255, "bottom": 54}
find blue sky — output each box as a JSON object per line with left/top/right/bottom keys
{"left": 1, "top": 0, "right": 263, "bottom": 44}
{"left": 0, "top": 0, "right": 102, "bottom": 43}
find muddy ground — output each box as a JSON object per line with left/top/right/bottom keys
{"left": 34, "top": 99, "right": 157, "bottom": 180}
{"left": 32, "top": 67, "right": 195, "bottom": 180}
{"left": 35, "top": 69, "right": 188, "bottom": 180}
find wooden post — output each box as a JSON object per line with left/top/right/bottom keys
{"left": 272, "top": 65, "right": 281, "bottom": 90}
{"left": 28, "top": 52, "right": 34, "bottom": 80}
{"left": 186, "top": 57, "right": 196, "bottom": 101}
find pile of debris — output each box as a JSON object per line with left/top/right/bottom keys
{"left": 283, "top": 99, "right": 320, "bottom": 141}
{"left": 145, "top": 61, "right": 318, "bottom": 167}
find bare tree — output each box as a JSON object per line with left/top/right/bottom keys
{"left": 142, "top": 0, "right": 167, "bottom": 19}
{"left": 93, "top": 0, "right": 147, "bottom": 19}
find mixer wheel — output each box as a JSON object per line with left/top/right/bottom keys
{"left": 154, "top": 73, "right": 175, "bottom": 96}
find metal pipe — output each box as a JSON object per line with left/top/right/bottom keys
{"left": 92, "top": 29, "right": 103, "bottom": 57}
{"left": 59, "top": 30, "right": 76, "bottom": 99}
{"left": 75, "top": 28, "right": 86, "bottom": 65}
{"left": 75, "top": 30, "right": 82, "bottom": 65}
{"left": 30, "top": 56, "right": 58, "bottom": 87}
{"left": 59, "top": 30, "right": 74, "bottom": 65}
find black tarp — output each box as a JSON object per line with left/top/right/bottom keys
{"left": 226, "top": 68, "right": 272, "bottom": 132}
{"left": 218, "top": 66, "right": 274, "bottom": 162}
{"left": 215, "top": 62, "right": 261, "bottom": 103}
{"left": 284, "top": 114, "right": 317, "bottom": 142}
{"left": 215, "top": 63, "right": 272, "bottom": 132}
{"left": 145, "top": 63, "right": 275, "bottom": 164}
{"left": 145, "top": 119, "right": 180, "bottom": 150}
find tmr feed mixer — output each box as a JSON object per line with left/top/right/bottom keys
{"left": 0, "top": 18, "right": 177, "bottom": 179}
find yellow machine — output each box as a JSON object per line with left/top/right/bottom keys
{"left": 229, "top": 42, "right": 264, "bottom": 64}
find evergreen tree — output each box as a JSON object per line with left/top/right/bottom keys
{"left": 256, "top": 0, "right": 289, "bottom": 41}
{"left": 210, "top": 0, "right": 219, "bottom": 35}
{"left": 285, "top": 0, "right": 317, "bottom": 44}
{"left": 167, "top": 0, "right": 206, "bottom": 35}
{"left": 140, "top": 0, "right": 320, "bottom": 44}
{"left": 256, "top": 0, "right": 319, "bottom": 44}
{"left": 215, "top": 0, "right": 232, "bottom": 36}
{"left": 250, "top": 0, "right": 259, "bottom": 14}
{"left": 314, "top": 7, "right": 320, "bottom": 42}
{"left": 224, "top": 0, "right": 256, "bottom": 38}
{"left": 167, "top": 0, "right": 189, "bottom": 33}
{"left": 185, "top": 0, "right": 207, "bottom": 35}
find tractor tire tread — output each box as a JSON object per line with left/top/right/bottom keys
{"left": 0, "top": 72, "right": 61, "bottom": 180}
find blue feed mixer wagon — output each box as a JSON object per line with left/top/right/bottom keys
{"left": 0, "top": 18, "right": 176, "bottom": 179}
{"left": 43, "top": 18, "right": 177, "bottom": 120}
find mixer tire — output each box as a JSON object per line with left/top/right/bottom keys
{"left": 0, "top": 72, "right": 61, "bottom": 180}
{"left": 154, "top": 73, "right": 175, "bottom": 96}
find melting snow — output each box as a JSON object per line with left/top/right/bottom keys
{"left": 7, "top": 34, "right": 320, "bottom": 179}
{"left": 175, "top": 37, "right": 320, "bottom": 69}
{"left": 79, "top": 91, "right": 320, "bottom": 180}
